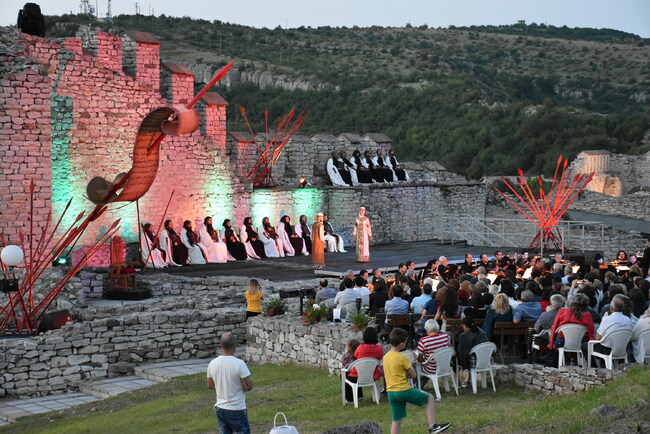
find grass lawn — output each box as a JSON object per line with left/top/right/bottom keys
{"left": 1, "top": 364, "right": 648, "bottom": 434}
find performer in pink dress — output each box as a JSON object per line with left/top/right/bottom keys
{"left": 353, "top": 207, "right": 372, "bottom": 263}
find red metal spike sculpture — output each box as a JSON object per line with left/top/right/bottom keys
{"left": 494, "top": 155, "right": 593, "bottom": 251}
{"left": 240, "top": 108, "right": 308, "bottom": 188}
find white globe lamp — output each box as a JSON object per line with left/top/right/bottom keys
{"left": 1, "top": 245, "right": 24, "bottom": 267}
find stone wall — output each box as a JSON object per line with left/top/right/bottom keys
{"left": 493, "top": 363, "right": 626, "bottom": 394}
{"left": 245, "top": 315, "right": 359, "bottom": 375}
{"left": 0, "top": 308, "right": 245, "bottom": 397}
{"left": 570, "top": 191, "right": 650, "bottom": 222}
{"left": 570, "top": 150, "right": 650, "bottom": 196}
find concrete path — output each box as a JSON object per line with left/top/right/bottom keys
{"left": 0, "top": 349, "right": 243, "bottom": 425}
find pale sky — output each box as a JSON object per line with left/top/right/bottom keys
{"left": 1, "top": 0, "right": 649, "bottom": 38}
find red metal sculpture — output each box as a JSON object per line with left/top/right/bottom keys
{"left": 494, "top": 155, "right": 593, "bottom": 251}
{"left": 240, "top": 108, "right": 308, "bottom": 188}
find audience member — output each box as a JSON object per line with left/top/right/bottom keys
{"left": 512, "top": 289, "right": 542, "bottom": 324}
{"left": 315, "top": 278, "right": 337, "bottom": 304}
{"left": 415, "top": 320, "right": 451, "bottom": 383}
{"left": 244, "top": 279, "right": 263, "bottom": 318}
{"left": 342, "top": 338, "right": 361, "bottom": 403}
{"left": 457, "top": 316, "right": 488, "bottom": 387}
{"left": 482, "top": 294, "right": 513, "bottom": 340}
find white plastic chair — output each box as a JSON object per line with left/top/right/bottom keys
{"left": 417, "top": 347, "right": 458, "bottom": 400}
{"left": 587, "top": 329, "right": 633, "bottom": 370}
{"left": 469, "top": 342, "right": 497, "bottom": 394}
{"left": 340, "top": 358, "right": 381, "bottom": 408}
{"left": 632, "top": 328, "right": 650, "bottom": 364}
{"left": 555, "top": 324, "right": 588, "bottom": 368}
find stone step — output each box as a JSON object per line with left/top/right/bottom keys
{"left": 134, "top": 358, "right": 213, "bottom": 382}
{"left": 79, "top": 376, "right": 158, "bottom": 399}
{"left": 0, "top": 392, "right": 99, "bottom": 423}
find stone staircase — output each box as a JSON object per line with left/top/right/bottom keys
{"left": 0, "top": 351, "right": 243, "bottom": 425}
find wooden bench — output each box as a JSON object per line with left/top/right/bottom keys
{"left": 493, "top": 322, "right": 535, "bottom": 364}
{"left": 442, "top": 318, "right": 484, "bottom": 348}
{"left": 375, "top": 312, "right": 419, "bottom": 349}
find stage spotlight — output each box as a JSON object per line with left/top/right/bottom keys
{"left": 298, "top": 177, "right": 308, "bottom": 188}
{"left": 53, "top": 256, "right": 70, "bottom": 266}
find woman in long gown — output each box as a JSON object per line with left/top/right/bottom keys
{"left": 353, "top": 207, "right": 372, "bottom": 263}
{"left": 180, "top": 220, "right": 207, "bottom": 265}
{"left": 296, "top": 215, "right": 312, "bottom": 254}
{"left": 241, "top": 217, "right": 266, "bottom": 259}
{"left": 279, "top": 215, "right": 306, "bottom": 256}
{"left": 160, "top": 219, "right": 188, "bottom": 265}
{"left": 311, "top": 213, "right": 325, "bottom": 269}
{"left": 260, "top": 217, "right": 284, "bottom": 258}
{"left": 220, "top": 219, "right": 247, "bottom": 260}
{"left": 140, "top": 223, "right": 167, "bottom": 268}
{"left": 200, "top": 216, "right": 230, "bottom": 262}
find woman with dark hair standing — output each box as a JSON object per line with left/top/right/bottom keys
{"left": 457, "top": 316, "right": 488, "bottom": 387}
{"left": 241, "top": 217, "right": 265, "bottom": 259}
{"left": 220, "top": 219, "right": 247, "bottom": 260}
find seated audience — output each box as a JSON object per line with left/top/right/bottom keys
{"left": 586, "top": 295, "right": 634, "bottom": 362}
{"left": 385, "top": 285, "right": 409, "bottom": 315}
{"left": 334, "top": 278, "right": 360, "bottom": 317}
{"left": 534, "top": 293, "right": 564, "bottom": 339}
{"left": 341, "top": 338, "right": 361, "bottom": 403}
{"left": 482, "top": 293, "right": 513, "bottom": 340}
{"left": 457, "top": 316, "right": 489, "bottom": 387}
{"left": 512, "top": 289, "right": 542, "bottom": 324}
{"left": 411, "top": 283, "right": 433, "bottom": 315}
{"left": 462, "top": 292, "right": 487, "bottom": 320}
{"left": 416, "top": 319, "right": 451, "bottom": 382}
{"left": 315, "top": 278, "right": 337, "bottom": 305}
{"left": 350, "top": 327, "right": 384, "bottom": 386}
{"left": 631, "top": 305, "right": 650, "bottom": 363}
{"left": 548, "top": 293, "right": 593, "bottom": 349}
{"left": 369, "top": 278, "right": 389, "bottom": 316}
{"left": 434, "top": 287, "right": 460, "bottom": 321}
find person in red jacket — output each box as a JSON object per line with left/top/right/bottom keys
{"left": 549, "top": 293, "right": 594, "bottom": 349}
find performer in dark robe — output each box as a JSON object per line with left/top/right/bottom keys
{"left": 372, "top": 149, "right": 395, "bottom": 182}
{"left": 331, "top": 151, "right": 353, "bottom": 186}
{"left": 221, "top": 219, "right": 247, "bottom": 260}
{"left": 281, "top": 215, "right": 306, "bottom": 255}
{"left": 242, "top": 217, "right": 267, "bottom": 259}
{"left": 460, "top": 254, "right": 476, "bottom": 275}
{"left": 163, "top": 219, "right": 189, "bottom": 265}
{"left": 387, "top": 149, "right": 408, "bottom": 181}
{"left": 352, "top": 150, "right": 374, "bottom": 184}
{"left": 297, "top": 215, "right": 312, "bottom": 254}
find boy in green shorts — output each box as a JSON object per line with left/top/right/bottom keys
{"left": 384, "top": 328, "right": 451, "bottom": 434}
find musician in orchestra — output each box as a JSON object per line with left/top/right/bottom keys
{"left": 437, "top": 256, "right": 449, "bottom": 280}
{"left": 515, "top": 251, "right": 529, "bottom": 268}
{"left": 460, "top": 254, "right": 476, "bottom": 275}
{"left": 493, "top": 251, "right": 504, "bottom": 270}
{"left": 614, "top": 250, "right": 631, "bottom": 266}
{"left": 552, "top": 253, "right": 563, "bottom": 265}
{"left": 422, "top": 258, "right": 440, "bottom": 280}
{"left": 478, "top": 254, "right": 490, "bottom": 270}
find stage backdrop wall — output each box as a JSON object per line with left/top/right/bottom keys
{"left": 0, "top": 27, "right": 488, "bottom": 253}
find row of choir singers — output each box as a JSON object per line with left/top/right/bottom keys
{"left": 327, "top": 148, "right": 409, "bottom": 187}
{"left": 140, "top": 215, "right": 345, "bottom": 268}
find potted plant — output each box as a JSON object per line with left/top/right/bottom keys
{"left": 347, "top": 310, "right": 371, "bottom": 333}
{"left": 265, "top": 298, "right": 288, "bottom": 316}
{"left": 302, "top": 301, "right": 328, "bottom": 326}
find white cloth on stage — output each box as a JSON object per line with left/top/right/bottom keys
{"left": 277, "top": 224, "right": 295, "bottom": 257}
{"left": 140, "top": 231, "right": 167, "bottom": 269}
{"left": 239, "top": 226, "right": 260, "bottom": 259}
{"left": 326, "top": 158, "right": 349, "bottom": 187}
{"left": 259, "top": 228, "right": 283, "bottom": 258}
{"left": 199, "top": 225, "right": 228, "bottom": 263}
{"left": 180, "top": 228, "right": 206, "bottom": 265}
{"left": 158, "top": 228, "right": 182, "bottom": 266}
{"left": 324, "top": 234, "right": 346, "bottom": 252}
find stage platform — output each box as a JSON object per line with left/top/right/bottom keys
{"left": 146, "top": 240, "right": 511, "bottom": 282}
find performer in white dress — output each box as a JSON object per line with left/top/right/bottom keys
{"left": 323, "top": 214, "right": 346, "bottom": 252}
{"left": 352, "top": 207, "right": 372, "bottom": 263}
{"left": 327, "top": 151, "right": 352, "bottom": 186}
{"left": 180, "top": 220, "right": 207, "bottom": 265}
{"left": 239, "top": 217, "right": 262, "bottom": 259}
{"left": 278, "top": 216, "right": 296, "bottom": 257}
{"left": 140, "top": 223, "right": 167, "bottom": 268}
{"left": 200, "top": 216, "right": 230, "bottom": 262}
{"left": 260, "top": 217, "right": 284, "bottom": 258}
{"left": 387, "top": 149, "right": 409, "bottom": 181}
{"left": 158, "top": 222, "right": 182, "bottom": 266}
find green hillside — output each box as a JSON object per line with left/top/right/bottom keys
{"left": 45, "top": 14, "right": 650, "bottom": 179}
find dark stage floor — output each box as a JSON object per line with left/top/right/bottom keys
{"left": 144, "top": 240, "right": 509, "bottom": 282}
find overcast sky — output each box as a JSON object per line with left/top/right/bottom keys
{"left": 1, "top": 0, "right": 649, "bottom": 38}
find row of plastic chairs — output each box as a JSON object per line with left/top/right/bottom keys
{"left": 532, "top": 325, "right": 650, "bottom": 369}
{"left": 341, "top": 342, "right": 498, "bottom": 407}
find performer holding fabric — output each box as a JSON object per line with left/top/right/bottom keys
{"left": 323, "top": 213, "right": 346, "bottom": 252}
{"left": 241, "top": 217, "right": 265, "bottom": 259}
{"left": 221, "top": 219, "right": 248, "bottom": 261}
{"left": 260, "top": 217, "right": 284, "bottom": 258}
{"left": 296, "top": 215, "right": 313, "bottom": 254}
{"left": 353, "top": 207, "right": 372, "bottom": 263}
{"left": 140, "top": 223, "right": 167, "bottom": 268}
{"left": 201, "top": 216, "right": 232, "bottom": 262}
{"left": 161, "top": 219, "right": 188, "bottom": 265}
{"left": 312, "top": 213, "right": 326, "bottom": 269}
{"left": 181, "top": 220, "right": 207, "bottom": 265}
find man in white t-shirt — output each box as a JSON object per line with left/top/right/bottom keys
{"left": 207, "top": 333, "right": 253, "bottom": 434}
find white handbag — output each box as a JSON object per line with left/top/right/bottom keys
{"left": 269, "top": 412, "right": 299, "bottom": 434}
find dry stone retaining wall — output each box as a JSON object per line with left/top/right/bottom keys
{"left": 0, "top": 308, "right": 245, "bottom": 398}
